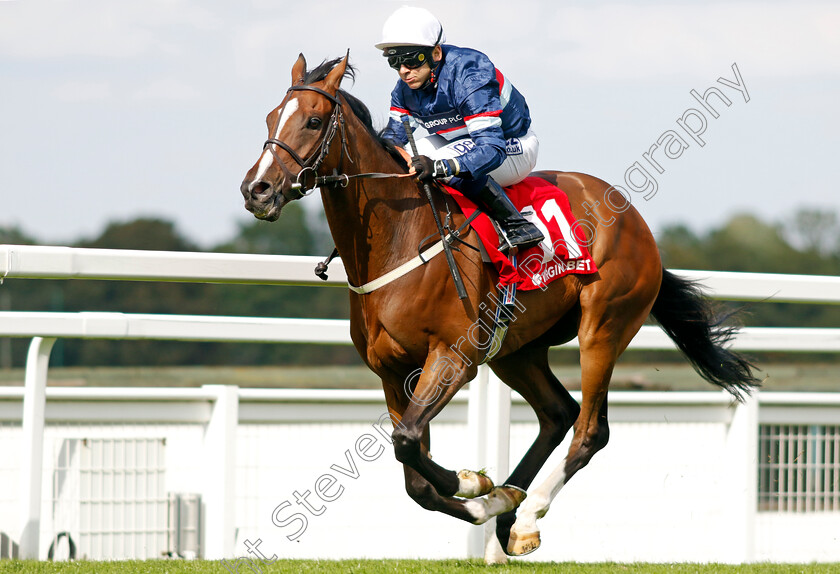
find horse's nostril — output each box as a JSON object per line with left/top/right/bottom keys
{"left": 248, "top": 180, "right": 271, "bottom": 201}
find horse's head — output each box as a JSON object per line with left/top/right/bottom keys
{"left": 240, "top": 53, "right": 349, "bottom": 221}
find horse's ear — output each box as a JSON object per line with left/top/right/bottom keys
{"left": 324, "top": 50, "right": 350, "bottom": 94}
{"left": 291, "top": 53, "right": 306, "bottom": 86}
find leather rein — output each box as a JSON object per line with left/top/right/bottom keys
{"left": 263, "top": 85, "right": 411, "bottom": 199}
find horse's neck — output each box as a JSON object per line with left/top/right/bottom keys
{"left": 320, "top": 127, "right": 432, "bottom": 287}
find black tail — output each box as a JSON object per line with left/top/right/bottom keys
{"left": 650, "top": 268, "right": 761, "bottom": 401}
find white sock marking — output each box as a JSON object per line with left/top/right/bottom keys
{"left": 512, "top": 463, "right": 567, "bottom": 535}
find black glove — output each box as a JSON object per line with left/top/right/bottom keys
{"left": 410, "top": 155, "right": 435, "bottom": 180}
{"left": 410, "top": 156, "right": 459, "bottom": 181}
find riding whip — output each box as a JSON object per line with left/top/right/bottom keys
{"left": 400, "top": 115, "right": 468, "bottom": 300}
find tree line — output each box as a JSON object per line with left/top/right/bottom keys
{"left": 0, "top": 204, "right": 357, "bottom": 368}
{"left": 2, "top": 207, "right": 839, "bottom": 368}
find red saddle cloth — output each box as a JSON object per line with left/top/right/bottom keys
{"left": 444, "top": 177, "right": 598, "bottom": 291}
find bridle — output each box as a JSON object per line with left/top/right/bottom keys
{"left": 263, "top": 85, "right": 350, "bottom": 199}
{"left": 262, "top": 84, "right": 412, "bottom": 200}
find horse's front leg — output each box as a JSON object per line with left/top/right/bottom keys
{"left": 390, "top": 347, "right": 526, "bottom": 524}
{"left": 400, "top": 442, "right": 491, "bottom": 523}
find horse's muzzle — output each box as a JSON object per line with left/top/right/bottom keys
{"left": 240, "top": 178, "right": 287, "bottom": 221}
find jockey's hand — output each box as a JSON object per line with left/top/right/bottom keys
{"left": 410, "top": 155, "right": 436, "bottom": 180}
{"left": 410, "top": 156, "right": 459, "bottom": 181}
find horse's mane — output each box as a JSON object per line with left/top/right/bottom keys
{"left": 304, "top": 57, "right": 407, "bottom": 168}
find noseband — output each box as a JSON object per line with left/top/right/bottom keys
{"left": 263, "top": 85, "right": 351, "bottom": 199}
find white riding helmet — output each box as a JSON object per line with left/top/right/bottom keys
{"left": 374, "top": 6, "right": 446, "bottom": 50}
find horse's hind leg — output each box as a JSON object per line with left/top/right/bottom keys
{"left": 506, "top": 286, "right": 655, "bottom": 555}
{"left": 487, "top": 345, "right": 580, "bottom": 552}
{"left": 505, "top": 341, "right": 615, "bottom": 555}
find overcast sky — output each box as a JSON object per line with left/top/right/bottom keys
{"left": 1, "top": 1, "right": 838, "bottom": 248}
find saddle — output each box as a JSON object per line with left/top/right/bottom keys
{"left": 444, "top": 177, "right": 597, "bottom": 291}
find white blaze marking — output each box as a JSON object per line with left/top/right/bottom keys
{"left": 272, "top": 98, "right": 300, "bottom": 140}
{"left": 253, "top": 151, "right": 275, "bottom": 187}
{"left": 254, "top": 98, "right": 300, "bottom": 183}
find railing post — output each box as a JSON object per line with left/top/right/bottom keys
{"left": 467, "top": 365, "right": 489, "bottom": 558}
{"left": 725, "top": 391, "right": 758, "bottom": 562}
{"left": 19, "top": 336, "right": 56, "bottom": 559}
{"left": 202, "top": 385, "right": 239, "bottom": 559}
{"left": 483, "top": 369, "right": 511, "bottom": 564}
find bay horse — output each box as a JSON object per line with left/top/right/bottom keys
{"left": 239, "top": 54, "right": 759, "bottom": 557}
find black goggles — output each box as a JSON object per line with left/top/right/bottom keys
{"left": 386, "top": 49, "right": 433, "bottom": 71}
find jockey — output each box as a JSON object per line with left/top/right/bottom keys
{"left": 376, "top": 6, "right": 545, "bottom": 252}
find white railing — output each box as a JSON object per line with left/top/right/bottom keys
{"left": 0, "top": 245, "right": 346, "bottom": 286}
{"left": 5, "top": 243, "right": 840, "bottom": 302}
{"left": 1, "top": 244, "right": 840, "bottom": 563}
{"left": 4, "top": 244, "right": 840, "bottom": 350}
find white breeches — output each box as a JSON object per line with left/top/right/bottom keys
{"left": 415, "top": 128, "right": 540, "bottom": 187}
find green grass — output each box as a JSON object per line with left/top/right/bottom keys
{"left": 1, "top": 560, "right": 839, "bottom": 574}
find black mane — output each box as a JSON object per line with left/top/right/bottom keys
{"left": 303, "top": 57, "right": 406, "bottom": 167}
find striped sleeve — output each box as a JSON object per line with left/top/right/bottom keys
{"left": 464, "top": 109, "right": 503, "bottom": 133}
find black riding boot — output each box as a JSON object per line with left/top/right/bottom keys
{"left": 473, "top": 177, "right": 545, "bottom": 251}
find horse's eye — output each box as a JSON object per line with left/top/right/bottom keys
{"left": 307, "top": 117, "right": 322, "bottom": 130}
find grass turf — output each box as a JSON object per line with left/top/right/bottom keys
{"left": 1, "top": 561, "right": 839, "bottom": 574}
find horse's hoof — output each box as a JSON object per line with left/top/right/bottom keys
{"left": 500, "top": 484, "right": 527, "bottom": 507}
{"left": 467, "top": 485, "right": 527, "bottom": 525}
{"left": 455, "top": 469, "right": 495, "bottom": 498}
{"left": 506, "top": 529, "right": 541, "bottom": 556}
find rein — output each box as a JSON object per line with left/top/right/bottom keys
{"left": 263, "top": 85, "right": 412, "bottom": 199}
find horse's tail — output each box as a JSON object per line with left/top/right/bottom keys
{"left": 650, "top": 268, "right": 761, "bottom": 401}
